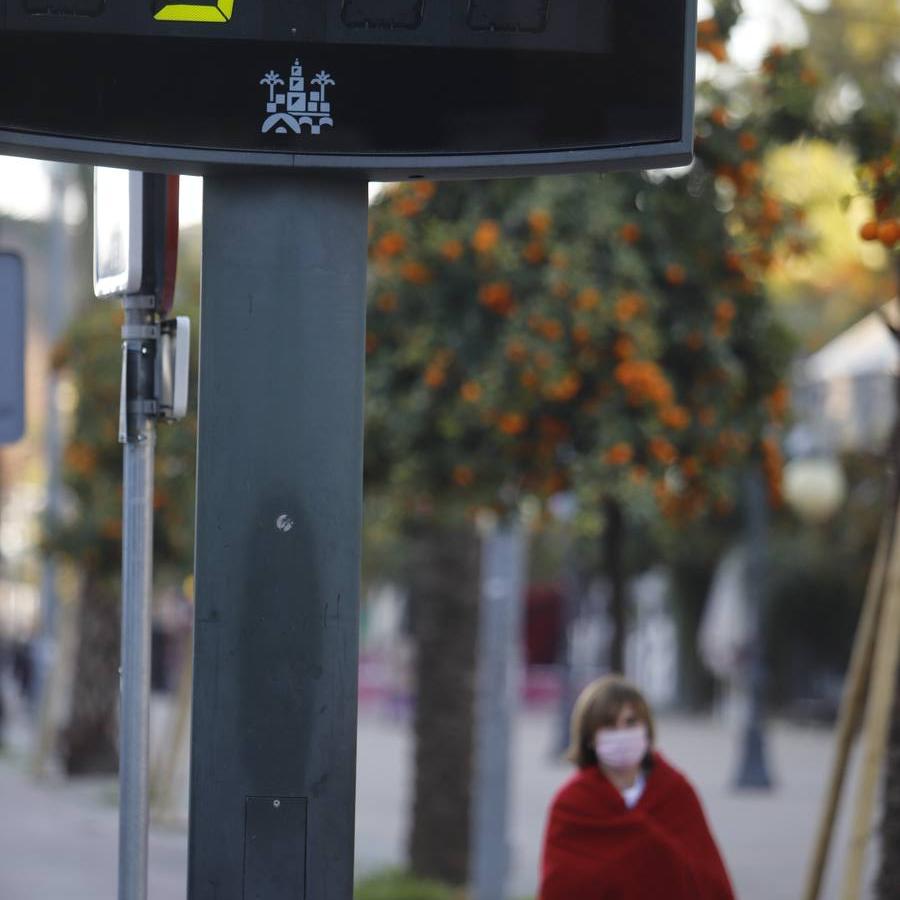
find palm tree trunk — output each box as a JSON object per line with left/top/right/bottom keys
{"left": 60, "top": 572, "right": 120, "bottom": 775}
{"left": 407, "top": 518, "right": 480, "bottom": 886}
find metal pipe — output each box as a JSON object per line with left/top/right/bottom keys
{"left": 734, "top": 466, "right": 773, "bottom": 789}
{"left": 472, "top": 520, "right": 526, "bottom": 900}
{"left": 118, "top": 298, "right": 158, "bottom": 900}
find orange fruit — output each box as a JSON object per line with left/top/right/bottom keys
{"left": 877, "top": 219, "right": 900, "bottom": 248}
{"left": 859, "top": 220, "right": 879, "bottom": 242}
{"left": 619, "top": 222, "right": 641, "bottom": 244}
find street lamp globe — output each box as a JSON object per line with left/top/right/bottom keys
{"left": 783, "top": 456, "right": 847, "bottom": 523}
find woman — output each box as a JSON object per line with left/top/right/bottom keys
{"left": 539, "top": 675, "right": 735, "bottom": 900}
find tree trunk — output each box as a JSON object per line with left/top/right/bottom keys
{"left": 604, "top": 498, "right": 626, "bottom": 674}
{"left": 60, "top": 572, "right": 120, "bottom": 775}
{"left": 670, "top": 559, "right": 717, "bottom": 712}
{"left": 407, "top": 519, "right": 480, "bottom": 886}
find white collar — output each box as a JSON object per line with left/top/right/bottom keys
{"left": 621, "top": 770, "right": 646, "bottom": 809}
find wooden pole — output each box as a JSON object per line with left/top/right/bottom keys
{"left": 839, "top": 501, "right": 900, "bottom": 900}
{"left": 801, "top": 508, "right": 893, "bottom": 900}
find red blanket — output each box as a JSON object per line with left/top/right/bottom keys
{"left": 539, "top": 753, "right": 735, "bottom": 900}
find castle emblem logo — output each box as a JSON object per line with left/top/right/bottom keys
{"left": 260, "top": 59, "right": 335, "bottom": 136}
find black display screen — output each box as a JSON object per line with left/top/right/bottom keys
{"left": 0, "top": 0, "right": 696, "bottom": 177}
{"left": 8, "top": 0, "right": 612, "bottom": 53}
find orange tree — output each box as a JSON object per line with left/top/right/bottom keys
{"left": 364, "top": 22, "right": 817, "bottom": 876}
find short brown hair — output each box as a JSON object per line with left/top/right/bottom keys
{"left": 566, "top": 675, "right": 655, "bottom": 768}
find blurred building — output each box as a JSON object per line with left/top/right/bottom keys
{"left": 792, "top": 301, "right": 899, "bottom": 453}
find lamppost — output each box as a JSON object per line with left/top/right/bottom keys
{"left": 734, "top": 466, "right": 775, "bottom": 789}
{"left": 734, "top": 450, "right": 847, "bottom": 790}
{"left": 783, "top": 456, "right": 847, "bottom": 525}
{"left": 548, "top": 491, "right": 580, "bottom": 756}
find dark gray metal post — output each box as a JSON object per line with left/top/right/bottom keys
{"left": 472, "top": 520, "right": 526, "bottom": 900}
{"left": 188, "top": 174, "right": 368, "bottom": 900}
{"left": 734, "top": 466, "right": 774, "bottom": 790}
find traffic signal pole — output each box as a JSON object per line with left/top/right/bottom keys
{"left": 188, "top": 174, "right": 368, "bottom": 900}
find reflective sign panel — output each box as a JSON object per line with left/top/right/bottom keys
{"left": 0, "top": 0, "right": 697, "bottom": 177}
{"left": 0, "top": 253, "right": 25, "bottom": 445}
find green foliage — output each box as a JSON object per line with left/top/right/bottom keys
{"left": 366, "top": 148, "right": 796, "bottom": 530}
{"left": 354, "top": 869, "right": 459, "bottom": 900}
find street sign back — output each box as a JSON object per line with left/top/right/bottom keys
{"left": 0, "top": 252, "right": 25, "bottom": 445}
{"left": 0, "top": 0, "right": 697, "bottom": 177}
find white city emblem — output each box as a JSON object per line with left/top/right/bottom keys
{"left": 260, "top": 59, "right": 335, "bottom": 136}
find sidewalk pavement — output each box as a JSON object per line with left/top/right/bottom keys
{"left": 0, "top": 705, "right": 879, "bottom": 899}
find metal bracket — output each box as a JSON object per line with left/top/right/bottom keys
{"left": 127, "top": 399, "right": 159, "bottom": 416}
{"left": 122, "top": 324, "right": 160, "bottom": 341}
{"left": 121, "top": 293, "right": 158, "bottom": 311}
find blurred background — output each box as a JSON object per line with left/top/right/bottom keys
{"left": 1, "top": 0, "right": 900, "bottom": 898}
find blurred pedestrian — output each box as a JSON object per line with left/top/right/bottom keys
{"left": 539, "top": 674, "right": 735, "bottom": 900}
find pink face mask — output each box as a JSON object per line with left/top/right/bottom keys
{"left": 594, "top": 725, "right": 649, "bottom": 770}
